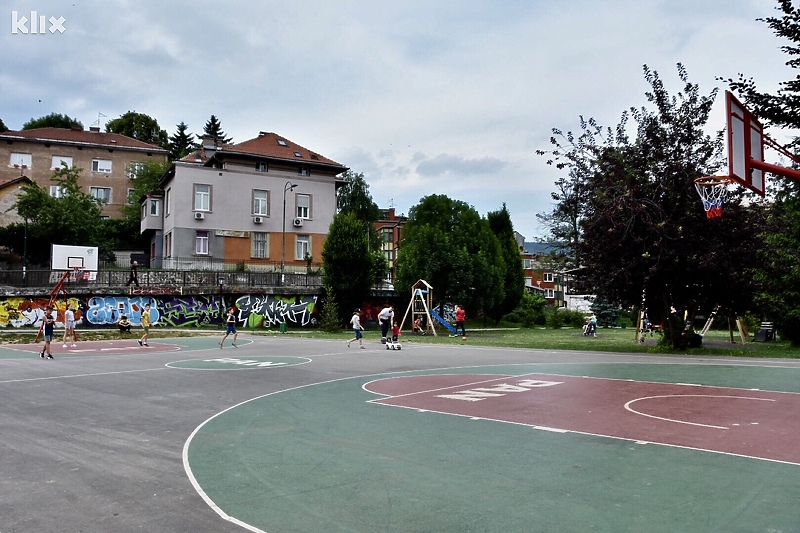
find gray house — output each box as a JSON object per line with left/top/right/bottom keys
{"left": 141, "top": 132, "right": 348, "bottom": 271}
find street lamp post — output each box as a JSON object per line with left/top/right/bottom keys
{"left": 281, "top": 181, "right": 298, "bottom": 284}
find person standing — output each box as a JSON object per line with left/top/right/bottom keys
{"left": 219, "top": 307, "right": 239, "bottom": 348}
{"left": 40, "top": 305, "right": 56, "bottom": 359}
{"left": 137, "top": 303, "right": 151, "bottom": 346}
{"left": 62, "top": 303, "right": 77, "bottom": 348}
{"left": 454, "top": 304, "right": 466, "bottom": 337}
{"left": 126, "top": 260, "right": 140, "bottom": 288}
{"left": 378, "top": 304, "right": 394, "bottom": 342}
{"left": 347, "top": 309, "right": 365, "bottom": 349}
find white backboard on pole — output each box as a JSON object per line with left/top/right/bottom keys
{"left": 51, "top": 244, "right": 99, "bottom": 271}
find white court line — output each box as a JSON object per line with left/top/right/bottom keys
{"left": 624, "top": 394, "right": 776, "bottom": 429}
{"left": 0, "top": 367, "right": 165, "bottom": 384}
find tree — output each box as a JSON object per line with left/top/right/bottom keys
{"left": 22, "top": 112, "right": 82, "bottom": 130}
{"left": 198, "top": 115, "right": 232, "bottom": 144}
{"left": 485, "top": 203, "right": 525, "bottom": 324}
{"left": 11, "top": 164, "right": 107, "bottom": 263}
{"left": 0, "top": 117, "right": 9, "bottom": 132}
{"left": 721, "top": 0, "right": 800, "bottom": 344}
{"left": 395, "top": 194, "right": 504, "bottom": 315}
{"left": 544, "top": 64, "right": 762, "bottom": 349}
{"left": 168, "top": 121, "right": 196, "bottom": 161}
{"left": 116, "top": 158, "right": 171, "bottom": 249}
{"left": 337, "top": 170, "right": 381, "bottom": 223}
{"left": 105, "top": 111, "right": 168, "bottom": 149}
{"left": 322, "top": 212, "right": 384, "bottom": 325}
{"left": 535, "top": 168, "right": 587, "bottom": 266}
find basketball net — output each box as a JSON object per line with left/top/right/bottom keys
{"left": 694, "top": 176, "right": 731, "bottom": 219}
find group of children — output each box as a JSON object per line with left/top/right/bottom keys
{"left": 347, "top": 307, "right": 402, "bottom": 349}
{"left": 38, "top": 303, "right": 153, "bottom": 359}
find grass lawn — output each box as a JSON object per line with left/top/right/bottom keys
{"left": 2, "top": 324, "right": 797, "bottom": 358}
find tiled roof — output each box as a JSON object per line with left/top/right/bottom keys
{"left": 0, "top": 128, "right": 167, "bottom": 152}
{"left": 221, "top": 132, "right": 345, "bottom": 168}
{"left": 0, "top": 175, "right": 34, "bottom": 189}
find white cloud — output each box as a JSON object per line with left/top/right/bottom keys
{"left": 0, "top": 0, "right": 787, "bottom": 238}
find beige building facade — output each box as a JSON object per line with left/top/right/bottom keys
{"left": 0, "top": 127, "right": 168, "bottom": 219}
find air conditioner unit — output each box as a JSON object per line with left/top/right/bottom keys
{"left": 293, "top": 217, "right": 304, "bottom": 227}
{"left": 253, "top": 216, "right": 264, "bottom": 224}
{"left": 194, "top": 212, "right": 205, "bottom": 220}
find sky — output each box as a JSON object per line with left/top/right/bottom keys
{"left": 1, "top": 0, "right": 793, "bottom": 240}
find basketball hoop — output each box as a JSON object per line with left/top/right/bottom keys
{"left": 694, "top": 176, "right": 731, "bottom": 219}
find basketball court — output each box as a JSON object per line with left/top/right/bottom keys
{"left": 1, "top": 335, "right": 799, "bottom": 533}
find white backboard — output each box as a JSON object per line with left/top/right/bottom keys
{"left": 51, "top": 244, "right": 99, "bottom": 271}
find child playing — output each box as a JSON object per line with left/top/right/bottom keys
{"left": 392, "top": 322, "right": 400, "bottom": 342}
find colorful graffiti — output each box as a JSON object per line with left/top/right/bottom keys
{"left": 0, "top": 293, "right": 319, "bottom": 329}
{"left": 0, "top": 296, "right": 84, "bottom": 328}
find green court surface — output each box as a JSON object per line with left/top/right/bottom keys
{"left": 187, "top": 363, "right": 800, "bottom": 533}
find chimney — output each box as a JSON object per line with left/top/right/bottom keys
{"left": 71, "top": 125, "right": 83, "bottom": 131}
{"left": 200, "top": 135, "right": 219, "bottom": 159}
{"left": 89, "top": 126, "right": 100, "bottom": 133}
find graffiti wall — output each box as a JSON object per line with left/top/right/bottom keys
{"left": 0, "top": 294, "right": 319, "bottom": 329}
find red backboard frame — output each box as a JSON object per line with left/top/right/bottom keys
{"left": 726, "top": 90, "right": 766, "bottom": 196}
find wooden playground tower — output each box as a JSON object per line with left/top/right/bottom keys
{"left": 400, "top": 279, "right": 437, "bottom": 336}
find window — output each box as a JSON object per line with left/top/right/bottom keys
{"left": 128, "top": 162, "right": 144, "bottom": 179}
{"left": 90, "top": 187, "right": 112, "bottom": 203}
{"left": 127, "top": 188, "right": 136, "bottom": 201}
{"left": 295, "top": 235, "right": 310, "bottom": 260}
{"left": 296, "top": 194, "right": 311, "bottom": 219}
{"left": 165, "top": 188, "right": 171, "bottom": 216}
{"left": 251, "top": 232, "right": 269, "bottom": 258}
{"left": 51, "top": 155, "right": 73, "bottom": 169}
{"left": 277, "top": 139, "right": 287, "bottom": 146}
{"left": 195, "top": 230, "right": 209, "bottom": 255}
{"left": 253, "top": 190, "right": 269, "bottom": 215}
{"left": 49, "top": 185, "right": 66, "bottom": 198}
{"left": 294, "top": 152, "right": 302, "bottom": 158}
{"left": 543, "top": 272, "right": 554, "bottom": 283}
{"left": 141, "top": 203, "right": 147, "bottom": 220}
{"left": 255, "top": 161, "right": 267, "bottom": 172}
{"left": 545, "top": 289, "right": 555, "bottom": 299}
{"left": 194, "top": 184, "right": 211, "bottom": 211}
{"left": 149, "top": 199, "right": 160, "bottom": 216}
{"left": 298, "top": 165, "right": 309, "bottom": 176}
{"left": 382, "top": 227, "right": 394, "bottom": 244}
{"left": 9, "top": 153, "right": 32, "bottom": 168}
{"left": 92, "top": 159, "right": 112, "bottom": 173}
{"left": 165, "top": 231, "right": 172, "bottom": 257}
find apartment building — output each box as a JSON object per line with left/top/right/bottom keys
{"left": 0, "top": 126, "right": 168, "bottom": 218}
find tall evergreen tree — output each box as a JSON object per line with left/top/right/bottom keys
{"left": 198, "top": 115, "right": 232, "bottom": 144}
{"left": 337, "top": 170, "right": 381, "bottom": 222}
{"left": 0, "top": 117, "right": 10, "bottom": 132}
{"left": 168, "top": 121, "right": 196, "bottom": 161}
{"left": 485, "top": 204, "right": 525, "bottom": 324}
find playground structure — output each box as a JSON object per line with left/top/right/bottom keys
{"left": 399, "top": 279, "right": 458, "bottom": 337}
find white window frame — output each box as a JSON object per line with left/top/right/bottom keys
{"left": 149, "top": 199, "right": 160, "bottom": 216}
{"left": 91, "top": 159, "right": 112, "bottom": 173}
{"left": 251, "top": 232, "right": 269, "bottom": 258}
{"left": 90, "top": 187, "right": 112, "bottom": 204}
{"left": 195, "top": 230, "right": 209, "bottom": 255}
{"left": 295, "top": 235, "right": 310, "bottom": 260}
{"left": 544, "top": 272, "right": 554, "bottom": 283}
{"left": 545, "top": 288, "right": 555, "bottom": 299}
{"left": 51, "top": 155, "right": 73, "bottom": 169}
{"left": 255, "top": 161, "right": 268, "bottom": 172}
{"left": 10, "top": 153, "right": 32, "bottom": 168}
{"left": 165, "top": 231, "right": 172, "bottom": 257}
{"left": 165, "top": 188, "right": 171, "bottom": 216}
{"left": 253, "top": 189, "right": 269, "bottom": 216}
{"left": 49, "top": 185, "right": 66, "bottom": 198}
{"left": 296, "top": 193, "right": 311, "bottom": 219}
{"left": 194, "top": 184, "right": 211, "bottom": 212}
{"left": 298, "top": 165, "right": 310, "bottom": 176}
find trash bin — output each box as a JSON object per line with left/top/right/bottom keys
{"left": 279, "top": 321, "right": 288, "bottom": 334}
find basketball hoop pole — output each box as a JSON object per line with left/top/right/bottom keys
{"left": 749, "top": 158, "right": 800, "bottom": 182}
